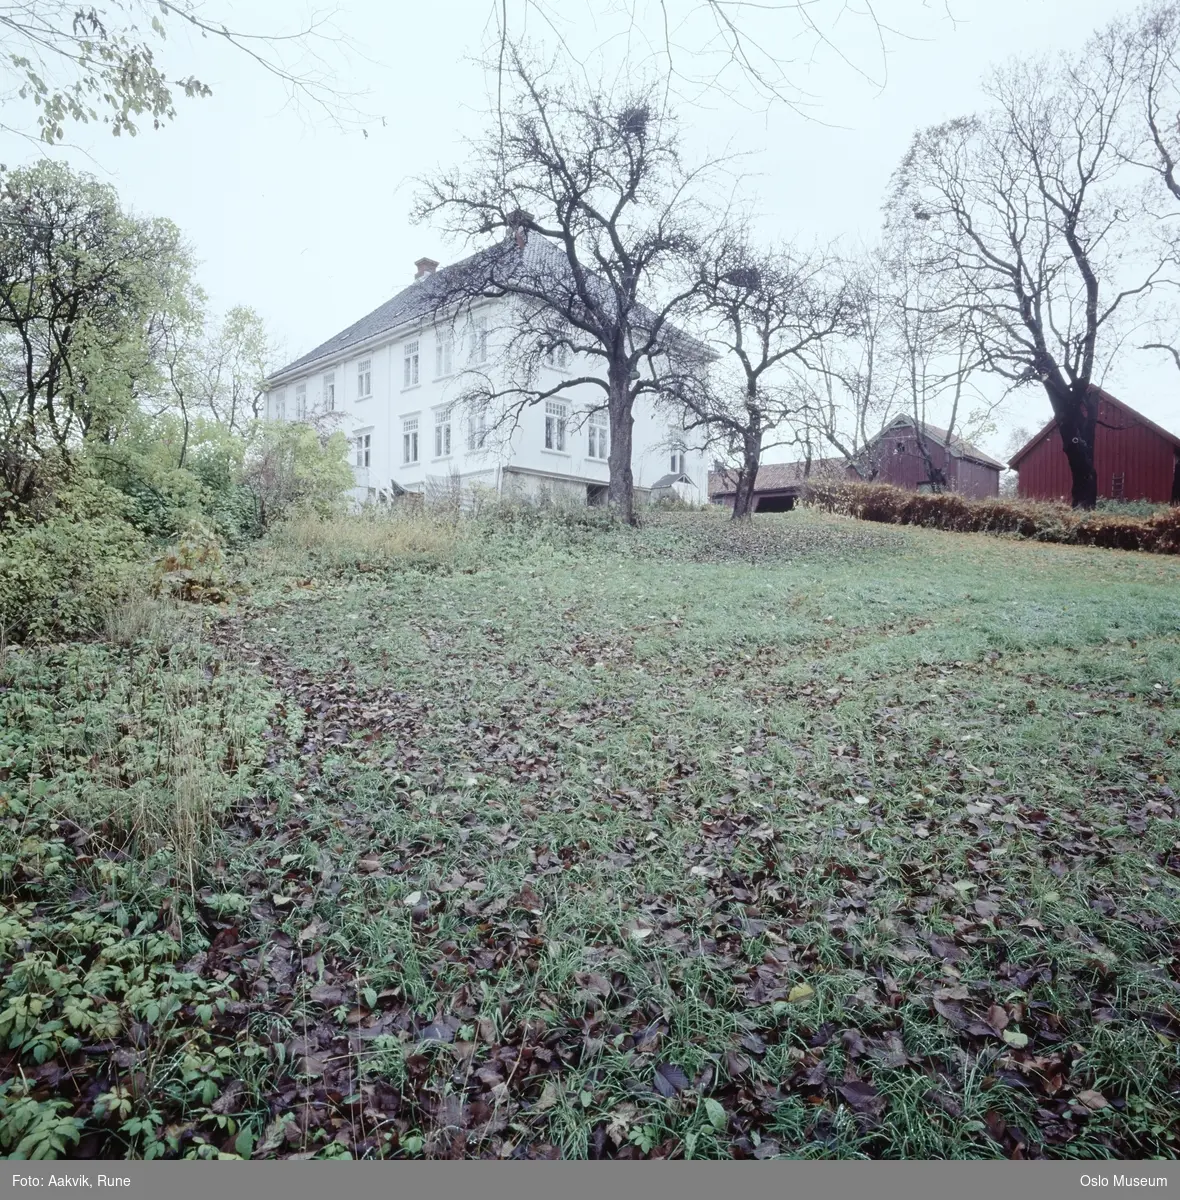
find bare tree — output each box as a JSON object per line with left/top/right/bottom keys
{"left": 889, "top": 46, "right": 1170, "bottom": 508}
{"left": 486, "top": 1, "right": 960, "bottom": 116}
{"left": 794, "top": 254, "right": 900, "bottom": 478}
{"left": 678, "top": 234, "right": 845, "bottom": 519}
{"left": 415, "top": 50, "right": 721, "bottom": 523}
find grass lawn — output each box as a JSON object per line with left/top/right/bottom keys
{"left": 2, "top": 507, "right": 1179, "bottom": 1160}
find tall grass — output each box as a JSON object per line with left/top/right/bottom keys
{"left": 267, "top": 508, "right": 463, "bottom": 573}
{"left": 1, "top": 596, "right": 275, "bottom": 883}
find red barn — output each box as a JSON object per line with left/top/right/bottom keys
{"left": 864, "top": 415, "right": 1002, "bottom": 499}
{"left": 1010, "top": 389, "right": 1180, "bottom": 505}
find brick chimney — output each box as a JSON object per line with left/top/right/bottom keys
{"left": 505, "top": 209, "right": 533, "bottom": 249}
{"left": 414, "top": 257, "right": 439, "bottom": 282}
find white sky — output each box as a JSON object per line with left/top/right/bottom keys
{"left": 4, "top": 0, "right": 1176, "bottom": 460}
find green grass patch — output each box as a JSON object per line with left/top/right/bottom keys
{"left": 3, "top": 508, "right": 1178, "bottom": 1160}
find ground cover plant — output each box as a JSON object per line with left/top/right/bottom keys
{"left": 806, "top": 481, "right": 1180, "bottom": 555}
{"left": 2, "top": 507, "right": 1178, "bottom": 1160}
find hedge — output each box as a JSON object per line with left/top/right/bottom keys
{"left": 803, "top": 480, "right": 1180, "bottom": 555}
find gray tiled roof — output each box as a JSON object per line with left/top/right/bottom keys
{"left": 709, "top": 458, "right": 847, "bottom": 496}
{"left": 268, "top": 236, "right": 706, "bottom": 384}
{"left": 268, "top": 245, "right": 504, "bottom": 381}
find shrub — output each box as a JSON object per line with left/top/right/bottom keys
{"left": 0, "top": 478, "right": 147, "bottom": 644}
{"left": 153, "top": 528, "right": 237, "bottom": 604}
{"left": 804, "top": 480, "right": 1180, "bottom": 555}
{"left": 243, "top": 422, "right": 352, "bottom": 529}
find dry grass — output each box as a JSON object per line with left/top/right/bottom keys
{"left": 267, "top": 508, "right": 463, "bottom": 573}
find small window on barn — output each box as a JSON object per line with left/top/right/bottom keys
{"left": 895, "top": 441, "right": 905, "bottom": 454}
{"left": 1111, "top": 472, "right": 1125, "bottom": 500}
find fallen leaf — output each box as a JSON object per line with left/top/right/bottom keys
{"left": 403, "top": 890, "right": 422, "bottom": 907}
{"left": 703, "top": 1097, "right": 727, "bottom": 1131}
{"left": 836, "top": 1079, "right": 887, "bottom": 1118}
{"left": 652, "top": 1062, "right": 689, "bottom": 1097}
{"left": 787, "top": 983, "right": 815, "bottom": 1002}
{"left": 1002, "top": 1029, "right": 1029, "bottom": 1048}
{"left": 1077, "top": 1089, "right": 1108, "bottom": 1110}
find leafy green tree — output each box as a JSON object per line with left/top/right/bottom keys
{"left": 0, "top": 159, "right": 199, "bottom": 513}
{"left": 0, "top": 1, "right": 358, "bottom": 144}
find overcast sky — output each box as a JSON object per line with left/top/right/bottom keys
{"left": 6, "top": 0, "right": 1176, "bottom": 459}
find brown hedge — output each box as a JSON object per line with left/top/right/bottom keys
{"left": 803, "top": 481, "right": 1180, "bottom": 555}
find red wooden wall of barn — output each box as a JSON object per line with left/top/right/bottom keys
{"left": 1016, "top": 396, "right": 1179, "bottom": 503}
{"left": 863, "top": 427, "right": 999, "bottom": 499}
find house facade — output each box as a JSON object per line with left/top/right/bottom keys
{"left": 263, "top": 252, "right": 707, "bottom": 509}
{"left": 1009, "top": 389, "right": 1180, "bottom": 505}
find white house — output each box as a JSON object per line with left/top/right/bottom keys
{"left": 263, "top": 245, "right": 707, "bottom": 509}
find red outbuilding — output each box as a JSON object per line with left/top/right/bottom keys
{"left": 1009, "top": 389, "right": 1180, "bottom": 505}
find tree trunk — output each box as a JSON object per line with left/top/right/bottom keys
{"left": 1046, "top": 382, "right": 1099, "bottom": 509}
{"left": 731, "top": 432, "right": 762, "bottom": 521}
{"left": 607, "top": 367, "right": 635, "bottom": 524}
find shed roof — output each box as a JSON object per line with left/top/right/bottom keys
{"left": 1008, "top": 387, "right": 1180, "bottom": 468}
{"left": 650, "top": 472, "right": 695, "bottom": 490}
{"left": 871, "top": 414, "right": 1004, "bottom": 470}
{"left": 708, "top": 458, "right": 846, "bottom": 497}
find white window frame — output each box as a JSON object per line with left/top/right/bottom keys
{"left": 670, "top": 448, "right": 686, "bottom": 474}
{"left": 471, "top": 314, "right": 489, "bottom": 364}
{"left": 434, "top": 406, "right": 452, "bottom": 458}
{"left": 272, "top": 389, "right": 286, "bottom": 421}
{"left": 357, "top": 359, "right": 372, "bottom": 400}
{"left": 403, "top": 340, "right": 420, "bottom": 388}
{"left": 544, "top": 400, "right": 568, "bottom": 453}
{"left": 295, "top": 382, "right": 307, "bottom": 420}
{"left": 403, "top": 416, "right": 420, "bottom": 465}
{"left": 355, "top": 431, "right": 371, "bottom": 468}
{"left": 588, "top": 410, "right": 609, "bottom": 460}
{"left": 323, "top": 372, "right": 336, "bottom": 412}
{"left": 467, "top": 406, "right": 488, "bottom": 451}
{"left": 435, "top": 329, "right": 454, "bottom": 378}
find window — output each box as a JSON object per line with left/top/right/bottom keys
{"left": 272, "top": 389, "right": 286, "bottom": 421}
{"left": 355, "top": 432, "right": 371, "bottom": 468}
{"left": 435, "top": 330, "right": 454, "bottom": 378}
{"left": 403, "top": 417, "right": 419, "bottom": 464}
{"left": 670, "top": 446, "right": 686, "bottom": 474}
{"left": 323, "top": 372, "right": 335, "bottom": 412}
{"left": 471, "top": 315, "right": 488, "bottom": 364}
{"left": 434, "top": 406, "right": 452, "bottom": 457}
{"left": 295, "top": 382, "right": 307, "bottom": 420}
{"left": 357, "top": 358, "right": 372, "bottom": 400}
{"left": 403, "top": 340, "right": 420, "bottom": 388}
{"left": 467, "top": 407, "right": 488, "bottom": 451}
{"left": 588, "top": 410, "right": 609, "bottom": 460}
{"left": 544, "top": 341, "right": 570, "bottom": 369}
{"left": 1112, "top": 472, "right": 1125, "bottom": 500}
{"left": 545, "top": 400, "right": 568, "bottom": 452}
